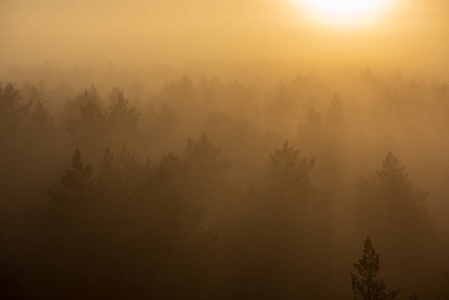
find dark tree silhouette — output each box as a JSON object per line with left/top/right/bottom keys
{"left": 375, "top": 153, "right": 427, "bottom": 205}
{"left": 61, "top": 148, "right": 93, "bottom": 193}
{"left": 0, "top": 82, "right": 21, "bottom": 119}
{"left": 351, "top": 237, "right": 400, "bottom": 300}
{"left": 65, "top": 84, "right": 101, "bottom": 119}
{"left": 356, "top": 152, "right": 428, "bottom": 208}
{"left": 69, "top": 100, "right": 107, "bottom": 136}
{"left": 107, "top": 87, "right": 140, "bottom": 133}
{"left": 48, "top": 148, "right": 94, "bottom": 207}
{"left": 0, "top": 82, "right": 32, "bottom": 126}
{"left": 376, "top": 152, "right": 409, "bottom": 194}
{"left": 270, "top": 140, "right": 316, "bottom": 200}
{"left": 44, "top": 145, "right": 218, "bottom": 300}
{"left": 65, "top": 85, "right": 109, "bottom": 143}
{"left": 270, "top": 140, "right": 314, "bottom": 179}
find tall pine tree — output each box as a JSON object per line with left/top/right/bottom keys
{"left": 351, "top": 237, "right": 400, "bottom": 300}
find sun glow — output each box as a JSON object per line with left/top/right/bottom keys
{"left": 299, "top": 0, "right": 394, "bottom": 27}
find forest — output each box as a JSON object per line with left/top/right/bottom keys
{"left": 1, "top": 63, "right": 449, "bottom": 300}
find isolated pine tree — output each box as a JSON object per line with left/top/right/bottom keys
{"left": 351, "top": 237, "right": 400, "bottom": 300}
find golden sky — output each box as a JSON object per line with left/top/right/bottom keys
{"left": 1, "top": 0, "right": 448, "bottom": 72}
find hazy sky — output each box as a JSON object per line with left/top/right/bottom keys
{"left": 1, "top": 0, "right": 448, "bottom": 72}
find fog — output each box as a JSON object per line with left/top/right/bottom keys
{"left": 1, "top": 1, "right": 449, "bottom": 299}
{"left": 2, "top": 0, "right": 449, "bottom": 69}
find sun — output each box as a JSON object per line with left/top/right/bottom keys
{"left": 298, "top": 0, "right": 394, "bottom": 27}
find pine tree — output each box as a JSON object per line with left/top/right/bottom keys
{"left": 351, "top": 237, "right": 400, "bottom": 300}
{"left": 185, "top": 133, "right": 230, "bottom": 178}
{"left": 0, "top": 82, "right": 32, "bottom": 126}
{"left": 376, "top": 152, "right": 409, "bottom": 190}
{"left": 270, "top": 140, "right": 315, "bottom": 198}
{"left": 61, "top": 148, "right": 93, "bottom": 193}
{"left": 107, "top": 87, "right": 140, "bottom": 133}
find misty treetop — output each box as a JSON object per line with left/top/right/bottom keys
{"left": 0, "top": 70, "right": 448, "bottom": 299}
{"left": 65, "top": 85, "right": 141, "bottom": 145}
{"left": 0, "top": 82, "right": 32, "bottom": 127}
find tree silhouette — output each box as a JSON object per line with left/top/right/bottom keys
{"left": 65, "top": 85, "right": 109, "bottom": 142}
{"left": 44, "top": 146, "right": 216, "bottom": 299}
{"left": 351, "top": 237, "right": 400, "bottom": 300}
{"left": 185, "top": 133, "right": 230, "bottom": 179}
{"left": 107, "top": 87, "right": 140, "bottom": 134}
{"left": 65, "top": 84, "right": 101, "bottom": 119}
{"left": 0, "top": 82, "right": 32, "bottom": 126}
{"left": 71, "top": 100, "right": 107, "bottom": 136}
{"left": 270, "top": 140, "right": 314, "bottom": 179}
{"left": 270, "top": 140, "right": 315, "bottom": 199}
{"left": 376, "top": 152, "right": 409, "bottom": 192}
{"left": 0, "top": 82, "right": 21, "bottom": 119}
{"left": 46, "top": 148, "right": 94, "bottom": 201}
{"left": 61, "top": 148, "right": 94, "bottom": 193}
{"left": 356, "top": 152, "right": 428, "bottom": 215}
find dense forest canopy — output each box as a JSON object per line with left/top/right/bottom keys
{"left": 2, "top": 0, "right": 449, "bottom": 299}
{"left": 1, "top": 66, "right": 449, "bottom": 299}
